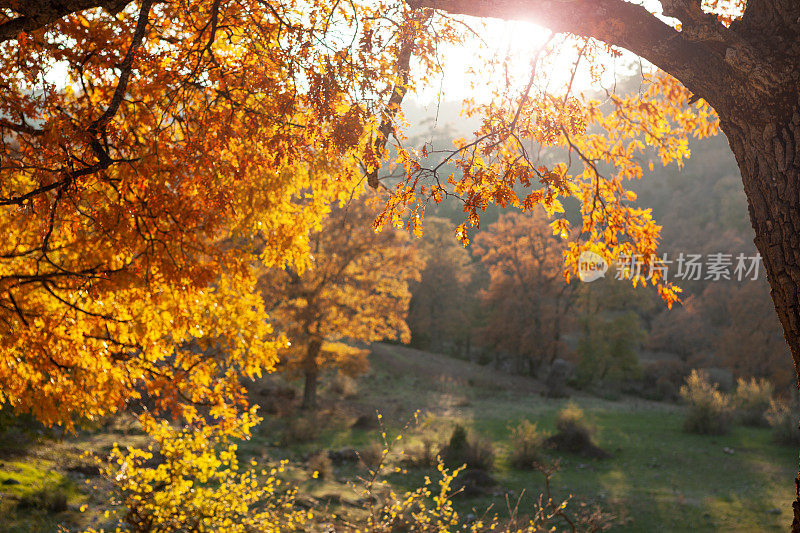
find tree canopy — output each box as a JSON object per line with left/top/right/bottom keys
{"left": 258, "top": 195, "right": 421, "bottom": 408}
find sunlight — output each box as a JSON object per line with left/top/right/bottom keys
{"left": 415, "top": 18, "right": 640, "bottom": 105}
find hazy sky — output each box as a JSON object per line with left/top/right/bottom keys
{"left": 414, "top": 17, "right": 648, "bottom": 106}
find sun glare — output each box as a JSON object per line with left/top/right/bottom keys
{"left": 416, "top": 18, "right": 643, "bottom": 106}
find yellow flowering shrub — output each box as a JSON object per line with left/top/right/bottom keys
{"left": 86, "top": 411, "right": 309, "bottom": 532}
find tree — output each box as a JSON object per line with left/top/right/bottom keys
{"left": 576, "top": 282, "right": 645, "bottom": 388}
{"left": 700, "top": 282, "right": 791, "bottom": 391}
{"left": 473, "top": 210, "right": 577, "bottom": 375}
{"left": 407, "top": 216, "right": 477, "bottom": 356}
{"left": 258, "top": 196, "right": 421, "bottom": 409}
{"left": 0, "top": 0, "right": 443, "bottom": 426}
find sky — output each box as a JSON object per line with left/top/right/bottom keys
{"left": 411, "top": 17, "right": 644, "bottom": 107}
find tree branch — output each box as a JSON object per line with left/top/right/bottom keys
{"left": 367, "top": 9, "right": 432, "bottom": 188}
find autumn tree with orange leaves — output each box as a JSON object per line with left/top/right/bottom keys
{"left": 0, "top": 0, "right": 447, "bottom": 429}
{"left": 7, "top": 0, "right": 800, "bottom": 526}
{"left": 473, "top": 210, "right": 577, "bottom": 375}
{"left": 258, "top": 196, "right": 421, "bottom": 409}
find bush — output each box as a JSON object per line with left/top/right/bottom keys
{"left": 680, "top": 369, "right": 733, "bottom": 435}
{"left": 406, "top": 439, "right": 437, "bottom": 468}
{"left": 283, "top": 415, "right": 321, "bottom": 444}
{"left": 358, "top": 442, "right": 384, "bottom": 469}
{"left": 98, "top": 414, "right": 611, "bottom": 532}
{"left": 17, "top": 486, "right": 68, "bottom": 513}
{"left": 254, "top": 382, "right": 296, "bottom": 417}
{"left": 508, "top": 420, "right": 546, "bottom": 470}
{"left": 765, "top": 399, "right": 800, "bottom": 445}
{"left": 330, "top": 373, "right": 358, "bottom": 399}
{"left": 464, "top": 437, "right": 495, "bottom": 471}
{"left": 545, "top": 402, "right": 609, "bottom": 458}
{"left": 641, "top": 360, "right": 689, "bottom": 402}
{"left": 556, "top": 402, "right": 590, "bottom": 435}
{"left": 98, "top": 414, "right": 311, "bottom": 531}
{"left": 732, "top": 377, "right": 773, "bottom": 426}
{"left": 441, "top": 425, "right": 494, "bottom": 471}
{"left": 307, "top": 451, "right": 333, "bottom": 480}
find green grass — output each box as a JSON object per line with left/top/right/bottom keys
{"left": 0, "top": 458, "right": 86, "bottom": 532}
{"left": 248, "top": 343, "right": 797, "bottom": 532}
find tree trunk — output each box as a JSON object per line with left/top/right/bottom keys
{"left": 301, "top": 339, "right": 322, "bottom": 410}
{"left": 550, "top": 303, "right": 562, "bottom": 366}
{"left": 721, "top": 92, "right": 800, "bottom": 531}
{"left": 302, "top": 370, "right": 318, "bottom": 410}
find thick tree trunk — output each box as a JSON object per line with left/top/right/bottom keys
{"left": 301, "top": 339, "right": 322, "bottom": 410}
{"left": 721, "top": 93, "right": 800, "bottom": 531}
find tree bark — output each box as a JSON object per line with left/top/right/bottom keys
{"left": 301, "top": 339, "right": 322, "bottom": 410}
{"left": 721, "top": 93, "right": 800, "bottom": 530}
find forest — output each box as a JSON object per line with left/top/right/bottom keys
{"left": 2, "top": 0, "right": 800, "bottom": 531}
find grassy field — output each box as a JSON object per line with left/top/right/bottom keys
{"left": 0, "top": 342, "right": 797, "bottom": 531}
{"left": 253, "top": 343, "right": 798, "bottom": 532}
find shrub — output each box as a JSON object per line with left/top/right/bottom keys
{"left": 330, "top": 372, "right": 358, "bottom": 399}
{"left": 98, "top": 414, "right": 611, "bottom": 532}
{"left": 508, "top": 420, "right": 546, "bottom": 470}
{"left": 17, "top": 486, "right": 68, "bottom": 513}
{"left": 464, "top": 437, "right": 495, "bottom": 471}
{"left": 283, "top": 415, "right": 321, "bottom": 444}
{"left": 765, "top": 399, "right": 800, "bottom": 445}
{"left": 358, "top": 442, "right": 384, "bottom": 469}
{"left": 441, "top": 424, "right": 494, "bottom": 471}
{"left": 680, "top": 369, "right": 733, "bottom": 435}
{"left": 406, "top": 439, "right": 437, "bottom": 469}
{"left": 556, "top": 402, "right": 589, "bottom": 435}
{"left": 97, "top": 414, "right": 311, "bottom": 531}
{"left": 546, "top": 402, "right": 609, "bottom": 458}
{"left": 307, "top": 451, "right": 333, "bottom": 480}
{"left": 732, "top": 377, "right": 773, "bottom": 426}
{"left": 641, "top": 360, "right": 690, "bottom": 402}
{"left": 254, "top": 382, "right": 296, "bottom": 417}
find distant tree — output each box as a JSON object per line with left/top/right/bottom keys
{"left": 407, "top": 217, "right": 477, "bottom": 356}
{"left": 575, "top": 278, "right": 650, "bottom": 387}
{"left": 576, "top": 310, "right": 643, "bottom": 387}
{"left": 258, "top": 196, "right": 422, "bottom": 409}
{"left": 648, "top": 280, "right": 793, "bottom": 392}
{"left": 647, "top": 294, "right": 714, "bottom": 362}
{"left": 715, "top": 283, "right": 792, "bottom": 392}
{"left": 473, "top": 211, "right": 576, "bottom": 375}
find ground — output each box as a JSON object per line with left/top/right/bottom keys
{"left": 0, "top": 342, "right": 796, "bottom": 531}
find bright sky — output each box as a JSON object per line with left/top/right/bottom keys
{"left": 413, "top": 17, "right": 644, "bottom": 106}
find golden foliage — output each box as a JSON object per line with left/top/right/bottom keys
{"left": 378, "top": 65, "right": 721, "bottom": 309}
{"left": 87, "top": 412, "right": 310, "bottom": 532}
{"left": 258, "top": 195, "right": 422, "bottom": 379}
{"left": 0, "top": 0, "right": 449, "bottom": 426}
